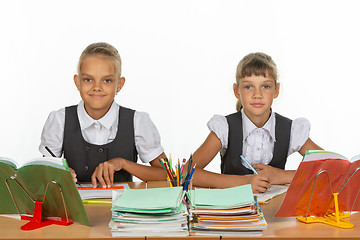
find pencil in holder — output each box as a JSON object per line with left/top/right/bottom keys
{"left": 182, "top": 178, "right": 193, "bottom": 191}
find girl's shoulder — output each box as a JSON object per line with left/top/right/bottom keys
{"left": 292, "top": 117, "right": 310, "bottom": 124}
{"left": 133, "top": 110, "right": 151, "bottom": 122}
{"left": 207, "top": 115, "right": 229, "bottom": 149}
{"left": 275, "top": 113, "right": 311, "bottom": 136}
{"left": 291, "top": 117, "right": 311, "bottom": 131}
{"left": 274, "top": 112, "right": 310, "bottom": 126}
{"left": 208, "top": 114, "right": 228, "bottom": 128}
{"left": 46, "top": 107, "right": 66, "bottom": 123}
{"left": 288, "top": 117, "right": 311, "bottom": 154}
{"left": 133, "top": 110, "right": 160, "bottom": 130}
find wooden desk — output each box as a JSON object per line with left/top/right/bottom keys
{"left": 241, "top": 194, "right": 360, "bottom": 240}
{"left": 1, "top": 181, "right": 360, "bottom": 240}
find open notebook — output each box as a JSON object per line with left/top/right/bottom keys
{"left": 77, "top": 183, "right": 129, "bottom": 199}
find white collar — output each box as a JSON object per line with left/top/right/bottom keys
{"left": 77, "top": 100, "right": 119, "bottom": 131}
{"left": 241, "top": 108, "right": 276, "bottom": 142}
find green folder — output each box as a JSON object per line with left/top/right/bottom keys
{"left": 189, "top": 184, "right": 255, "bottom": 208}
{"left": 0, "top": 157, "right": 90, "bottom": 226}
{"left": 112, "top": 186, "right": 184, "bottom": 214}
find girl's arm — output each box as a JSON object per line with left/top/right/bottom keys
{"left": 298, "top": 138, "right": 322, "bottom": 155}
{"left": 124, "top": 152, "right": 168, "bottom": 180}
{"left": 253, "top": 137, "right": 323, "bottom": 184}
{"left": 91, "top": 153, "right": 167, "bottom": 188}
{"left": 189, "top": 132, "right": 270, "bottom": 193}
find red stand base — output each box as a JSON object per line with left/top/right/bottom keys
{"left": 20, "top": 201, "right": 73, "bottom": 231}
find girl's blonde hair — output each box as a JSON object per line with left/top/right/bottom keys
{"left": 235, "top": 52, "right": 278, "bottom": 111}
{"left": 77, "top": 42, "right": 122, "bottom": 78}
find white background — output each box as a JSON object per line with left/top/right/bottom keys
{"left": 1, "top": 0, "right": 360, "bottom": 174}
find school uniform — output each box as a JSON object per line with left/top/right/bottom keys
{"left": 39, "top": 100, "right": 164, "bottom": 182}
{"left": 207, "top": 109, "right": 310, "bottom": 175}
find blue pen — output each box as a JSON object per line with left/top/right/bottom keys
{"left": 183, "top": 163, "right": 196, "bottom": 190}
{"left": 240, "top": 155, "right": 272, "bottom": 191}
{"left": 240, "top": 155, "right": 259, "bottom": 175}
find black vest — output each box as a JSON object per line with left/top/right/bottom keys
{"left": 63, "top": 105, "right": 138, "bottom": 182}
{"left": 221, "top": 112, "right": 292, "bottom": 175}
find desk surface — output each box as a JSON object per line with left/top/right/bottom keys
{"left": 1, "top": 181, "right": 360, "bottom": 240}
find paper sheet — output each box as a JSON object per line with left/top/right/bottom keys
{"left": 254, "top": 185, "right": 288, "bottom": 203}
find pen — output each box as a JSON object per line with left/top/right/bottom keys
{"left": 178, "top": 159, "right": 181, "bottom": 185}
{"left": 158, "top": 158, "right": 166, "bottom": 170}
{"left": 46, "top": 146, "right": 82, "bottom": 187}
{"left": 165, "top": 160, "right": 175, "bottom": 181}
{"left": 183, "top": 163, "right": 196, "bottom": 191}
{"left": 169, "top": 154, "right": 173, "bottom": 172}
{"left": 241, "top": 155, "right": 271, "bottom": 191}
{"left": 182, "top": 154, "right": 193, "bottom": 185}
{"left": 180, "top": 158, "right": 186, "bottom": 176}
{"left": 176, "top": 164, "right": 180, "bottom": 186}
{"left": 45, "top": 146, "right": 56, "bottom": 157}
{"left": 82, "top": 200, "right": 112, "bottom": 204}
{"left": 160, "top": 158, "right": 175, "bottom": 186}
{"left": 164, "top": 158, "right": 173, "bottom": 176}
{"left": 240, "top": 155, "right": 259, "bottom": 175}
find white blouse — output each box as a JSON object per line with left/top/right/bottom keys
{"left": 39, "top": 100, "right": 164, "bottom": 164}
{"left": 207, "top": 109, "right": 310, "bottom": 166}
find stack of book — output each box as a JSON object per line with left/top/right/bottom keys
{"left": 188, "top": 184, "right": 267, "bottom": 236}
{"left": 109, "top": 186, "right": 188, "bottom": 237}
{"left": 77, "top": 183, "right": 129, "bottom": 200}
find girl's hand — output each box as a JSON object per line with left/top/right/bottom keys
{"left": 253, "top": 163, "right": 294, "bottom": 185}
{"left": 69, "top": 167, "right": 78, "bottom": 183}
{"left": 244, "top": 174, "right": 271, "bottom": 193}
{"left": 91, "top": 158, "right": 124, "bottom": 188}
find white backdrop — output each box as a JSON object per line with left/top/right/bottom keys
{"left": 1, "top": 0, "right": 360, "bottom": 175}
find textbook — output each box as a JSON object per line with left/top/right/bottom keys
{"left": 0, "top": 157, "right": 90, "bottom": 228}
{"left": 276, "top": 150, "right": 360, "bottom": 218}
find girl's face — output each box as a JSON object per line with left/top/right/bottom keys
{"left": 74, "top": 55, "right": 124, "bottom": 120}
{"left": 234, "top": 74, "right": 279, "bottom": 127}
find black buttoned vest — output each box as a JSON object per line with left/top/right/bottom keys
{"left": 63, "top": 105, "right": 138, "bottom": 182}
{"left": 221, "top": 112, "right": 292, "bottom": 175}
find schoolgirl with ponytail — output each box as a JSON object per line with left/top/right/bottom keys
{"left": 189, "top": 52, "right": 322, "bottom": 193}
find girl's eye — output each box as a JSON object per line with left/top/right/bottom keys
{"left": 244, "top": 86, "right": 252, "bottom": 90}
{"left": 104, "top": 79, "right": 112, "bottom": 83}
{"left": 83, "top": 78, "right": 92, "bottom": 82}
{"left": 263, "top": 85, "right": 271, "bottom": 89}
